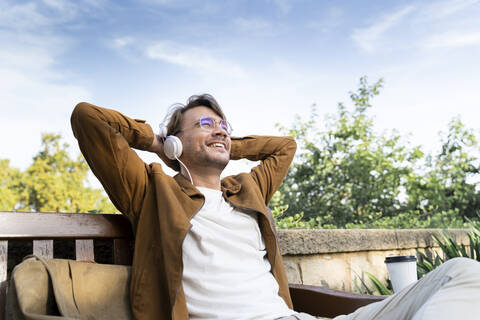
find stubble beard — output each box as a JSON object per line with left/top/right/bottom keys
{"left": 199, "top": 152, "right": 229, "bottom": 172}
{"left": 182, "top": 141, "right": 230, "bottom": 174}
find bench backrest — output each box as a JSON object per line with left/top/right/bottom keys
{"left": 0, "top": 211, "right": 134, "bottom": 320}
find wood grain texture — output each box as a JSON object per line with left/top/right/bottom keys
{"left": 33, "top": 240, "right": 53, "bottom": 259}
{"left": 0, "top": 240, "right": 7, "bottom": 320}
{"left": 113, "top": 239, "right": 132, "bottom": 265}
{"left": 75, "top": 240, "right": 95, "bottom": 262}
{"left": 0, "top": 212, "right": 133, "bottom": 240}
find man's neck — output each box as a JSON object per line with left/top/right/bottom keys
{"left": 181, "top": 167, "right": 222, "bottom": 190}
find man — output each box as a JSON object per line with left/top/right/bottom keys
{"left": 71, "top": 94, "right": 299, "bottom": 319}
{"left": 72, "top": 95, "right": 480, "bottom": 320}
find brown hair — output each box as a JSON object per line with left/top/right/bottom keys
{"left": 166, "top": 94, "right": 226, "bottom": 136}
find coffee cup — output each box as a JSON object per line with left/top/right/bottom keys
{"left": 385, "top": 255, "right": 417, "bottom": 293}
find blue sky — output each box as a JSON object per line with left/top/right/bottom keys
{"left": 1, "top": 0, "right": 480, "bottom": 178}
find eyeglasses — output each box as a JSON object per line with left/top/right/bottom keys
{"left": 195, "top": 117, "right": 233, "bottom": 135}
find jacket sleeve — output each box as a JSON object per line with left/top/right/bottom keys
{"left": 71, "top": 102, "right": 156, "bottom": 218}
{"left": 230, "top": 136, "right": 297, "bottom": 205}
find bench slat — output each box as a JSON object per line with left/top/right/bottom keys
{"left": 33, "top": 240, "right": 53, "bottom": 259}
{"left": 1, "top": 240, "right": 8, "bottom": 320}
{"left": 0, "top": 212, "right": 133, "bottom": 240}
{"left": 75, "top": 240, "right": 94, "bottom": 262}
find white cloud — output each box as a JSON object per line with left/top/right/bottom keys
{"left": 419, "top": 0, "right": 480, "bottom": 20}
{"left": 138, "top": 0, "right": 222, "bottom": 14}
{"left": 269, "top": 0, "right": 293, "bottom": 15}
{"left": 42, "top": 0, "right": 78, "bottom": 19}
{"left": 112, "top": 36, "right": 135, "bottom": 48}
{"left": 0, "top": 2, "right": 52, "bottom": 30}
{"left": 233, "top": 17, "right": 273, "bottom": 36}
{"left": 426, "top": 31, "right": 480, "bottom": 48}
{"left": 351, "top": 6, "right": 415, "bottom": 53}
{"left": 82, "top": 0, "right": 107, "bottom": 8}
{"left": 416, "top": 0, "right": 480, "bottom": 50}
{"left": 0, "top": 0, "right": 105, "bottom": 31}
{"left": 145, "top": 41, "right": 247, "bottom": 78}
{"left": 351, "top": 0, "right": 480, "bottom": 54}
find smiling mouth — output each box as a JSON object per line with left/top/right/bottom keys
{"left": 207, "top": 142, "right": 226, "bottom": 150}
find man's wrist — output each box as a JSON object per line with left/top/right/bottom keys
{"left": 148, "top": 134, "right": 163, "bottom": 154}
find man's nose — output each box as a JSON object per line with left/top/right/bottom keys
{"left": 212, "top": 125, "right": 228, "bottom": 137}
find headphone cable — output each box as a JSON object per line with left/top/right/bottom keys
{"left": 175, "top": 156, "right": 194, "bottom": 185}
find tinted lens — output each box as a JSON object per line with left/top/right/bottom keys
{"left": 199, "top": 117, "right": 214, "bottom": 128}
{"left": 198, "top": 117, "right": 232, "bottom": 135}
{"left": 220, "top": 121, "right": 232, "bottom": 135}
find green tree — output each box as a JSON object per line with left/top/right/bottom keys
{"left": 274, "top": 77, "right": 424, "bottom": 227}
{"left": 0, "top": 159, "right": 23, "bottom": 210}
{"left": 0, "top": 133, "right": 116, "bottom": 213}
{"left": 406, "top": 118, "right": 480, "bottom": 220}
{"left": 273, "top": 77, "right": 480, "bottom": 229}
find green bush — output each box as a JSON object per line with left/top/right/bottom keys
{"left": 417, "top": 220, "right": 480, "bottom": 277}
{"left": 354, "top": 272, "right": 393, "bottom": 296}
{"left": 273, "top": 206, "right": 468, "bottom": 229}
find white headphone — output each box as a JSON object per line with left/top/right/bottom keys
{"left": 159, "top": 124, "right": 183, "bottom": 160}
{"left": 159, "top": 122, "right": 193, "bottom": 184}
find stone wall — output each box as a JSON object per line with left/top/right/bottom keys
{"left": 277, "top": 229, "right": 469, "bottom": 292}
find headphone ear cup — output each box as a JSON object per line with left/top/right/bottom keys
{"left": 164, "top": 136, "right": 183, "bottom": 160}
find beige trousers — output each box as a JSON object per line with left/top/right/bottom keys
{"left": 282, "top": 257, "right": 480, "bottom": 320}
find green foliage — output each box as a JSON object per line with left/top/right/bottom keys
{"left": 354, "top": 272, "right": 393, "bottom": 296}
{"left": 0, "top": 133, "right": 117, "bottom": 213}
{"left": 272, "top": 204, "right": 322, "bottom": 229}
{"left": 417, "top": 220, "right": 480, "bottom": 277}
{"left": 275, "top": 77, "right": 420, "bottom": 227}
{"left": 0, "top": 159, "right": 23, "bottom": 210}
{"left": 407, "top": 118, "right": 480, "bottom": 221}
{"left": 273, "top": 76, "right": 480, "bottom": 229}
{"left": 343, "top": 210, "right": 467, "bottom": 229}
{"left": 273, "top": 209, "right": 468, "bottom": 230}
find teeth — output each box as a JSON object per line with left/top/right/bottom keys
{"left": 209, "top": 143, "right": 224, "bottom": 148}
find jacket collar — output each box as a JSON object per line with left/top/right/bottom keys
{"left": 174, "top": 174, "right": 203, "bottom": 197}
{"left": 221, "top": 182, "right": 241, "bottom": 195}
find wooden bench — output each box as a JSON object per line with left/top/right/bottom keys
{"left": 0, "top": 211, "right": 384, "bottom": 319}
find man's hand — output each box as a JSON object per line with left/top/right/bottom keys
{"left": 147, "top": 134, "right": 179, "bottom": 171}
{"left": 147, "top": 134, "right": 164, "bottom": 155}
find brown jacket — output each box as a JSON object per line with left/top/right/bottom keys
{"left": 71, "top": 102, "right": 297, "bottom": 319}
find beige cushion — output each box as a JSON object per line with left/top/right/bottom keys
{"left": 6, "top": 256, "right": 132, "bottom": 320}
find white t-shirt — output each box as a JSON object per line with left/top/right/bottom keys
{"left": 181, "top": 186, "right": 295, "bottom": 320}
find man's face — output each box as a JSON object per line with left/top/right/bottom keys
{"left": 177, "top": 106, "right": 231, "bottom": 171}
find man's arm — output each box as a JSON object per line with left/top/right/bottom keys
{"left": 230, "top": 136, "right": 297, "bottom": 204}
{"left": 71, "top": 102, "right": 161, "bottom": 218}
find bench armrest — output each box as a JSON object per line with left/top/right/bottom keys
{"left": 289, "top": 283, "right": 386, "bottom": 318}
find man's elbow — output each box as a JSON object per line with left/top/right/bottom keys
{"left": 71, "top": 102, "right": 92, "bottom": 120}
{"left": 285, "top": 136, "right": 297, "bottom": 153}
{"left": 71, "top": 102, "right": 94, "bottom": 138}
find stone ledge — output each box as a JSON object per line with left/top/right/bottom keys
{"left": 277, "top": 228, "right": 469, "bottom": 255}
